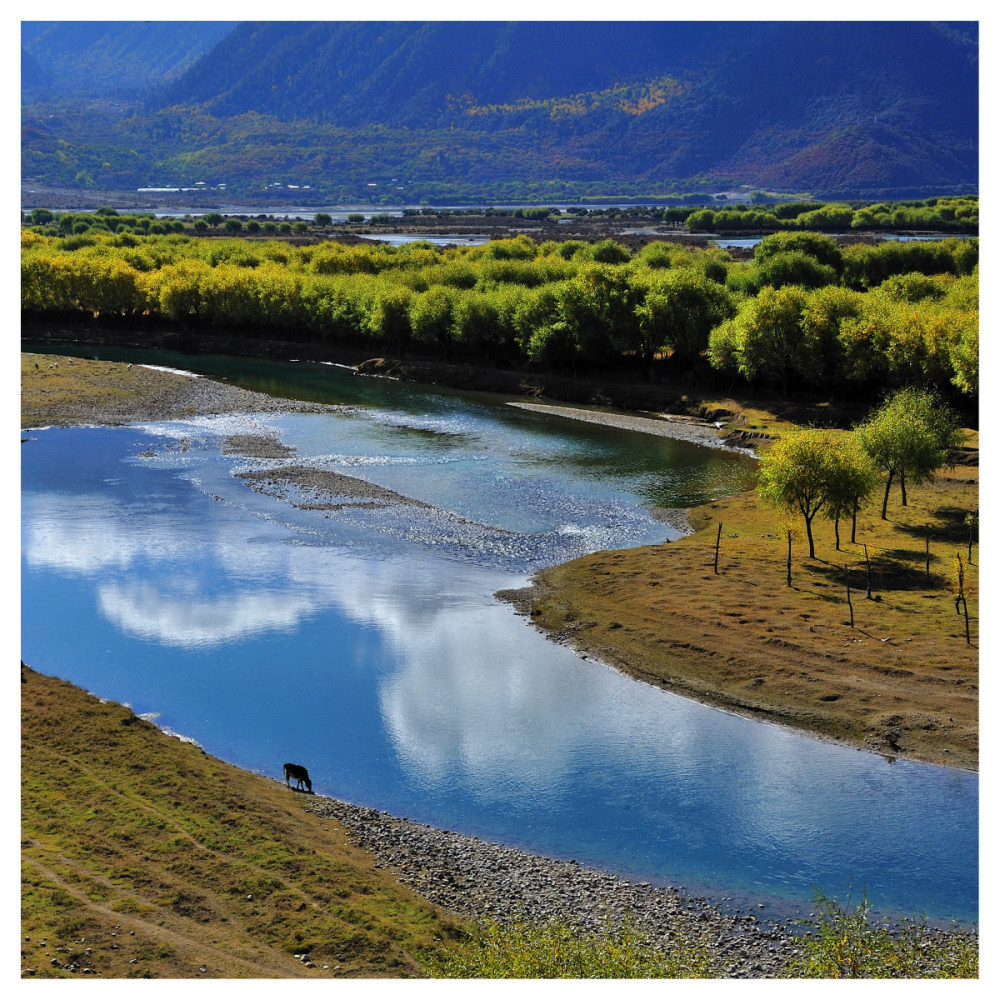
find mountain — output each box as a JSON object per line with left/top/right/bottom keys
{"left": 21, "top": 21, "right": 236, "bottom": 99}
{"left": 20, "top": 21, "right": 978, "bottom": 203}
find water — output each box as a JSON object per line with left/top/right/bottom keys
{"left": 709, "top": 233, "right": 974, "bottom": 249}
{"left": 20, "top": 357, "right": 977, "bottom": 926}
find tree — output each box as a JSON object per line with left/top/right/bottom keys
{"left": 822, "top": 435, "right": 881, "bottom": 547}
{"left": 757, "top": 429, "right": 839, "bottom": 559}
{"left": 709, "top": 285, "right": 810, "bottom": 393}
{"left": 755, "top": 250, "right": 838, "bottom": 290}
{"left": 754, "top": 231, "right": 843, "bottom": 275}
{"left": 635, "top": 269, "right": 735, "bottom": 370}
{"left": 314, "top": 212, "right": 333, "bottom": 227}
{"left": 855, "top": 388, "right": 964, "bottom": 519}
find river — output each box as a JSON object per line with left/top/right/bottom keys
{"left": 20, "top": 350, "right": 978, "bottom": 926}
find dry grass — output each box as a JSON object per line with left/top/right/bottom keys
{"left": 20, "top": 666, "right": 463, "bottom": 979}
{"left": 525, "top": 412, "right": 978, "bottom": 770}
{"left": 21, "top": 353, "right": 196, "bottom": 426}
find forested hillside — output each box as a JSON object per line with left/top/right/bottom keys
{"left": 21, "top": 21, "right": 978, "bottom": 204}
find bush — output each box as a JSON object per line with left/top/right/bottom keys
{"left": 429, "top": 913, "right": 716, "bottom": 978}
{"left": 784, "top": 890, "right": 978, "bottom": 979}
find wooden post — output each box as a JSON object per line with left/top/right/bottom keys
{"left": 714, "top": 522, "right": 722, "bottom": 575}
{"left": 956, "top": 552, "right": 971, "bottom": 646}
{"left": 925, "top": 530, "right": 931, "bottom": 583}
{"left": 845, "top": 564, "right": 854, "bottom": 628}
{"left": 786, "top": 528, "right": 792, "bottom": 588}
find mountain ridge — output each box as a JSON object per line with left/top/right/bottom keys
{"left": 21, "top": 21, "right": 979, "bottom": 203}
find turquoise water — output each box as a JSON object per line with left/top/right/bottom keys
{"left": 20, "top": 355, "right": 977, "bottom": 925}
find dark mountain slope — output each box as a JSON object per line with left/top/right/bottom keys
{"left": 155, "top": 21, "right": 761, "bottom": 125}
{"left": 620, "top": 21, "right": 978, "bottom": 194}
{"left": 22, "top": 21, "right": 236, "bottom": 99}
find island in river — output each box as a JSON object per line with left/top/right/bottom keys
{"left": 21, "top": 351, "right": 977, "bottom": 771}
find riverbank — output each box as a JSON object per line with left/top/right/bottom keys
{"left": 20, "top": 352, "right": 980, "bottom": 977}
{"left": 22, "top": 665, "right": 978, "bottom": 980}
{"left": 18, "top": 664, "right": 798, "bottom": 978}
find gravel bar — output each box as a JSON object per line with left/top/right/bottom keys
{"left": 308, "top": 796, "right": 800, "bottom": 978}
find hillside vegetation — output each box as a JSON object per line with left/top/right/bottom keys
{"left": 20, "top": 665, "right": 462, "bottom": 978}
{"left": 21, "top": 21, "right": 978, "bottom": 201}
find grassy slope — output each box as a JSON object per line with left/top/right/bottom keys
{"left": 20, "top": 666, "right": 463, "bottom": 979}
{"left": 524, "top": 400, "right": 978, "bottom": 770}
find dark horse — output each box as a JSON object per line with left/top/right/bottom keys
{"left": 283, "top": 762, "right": 312, "bottom": 793}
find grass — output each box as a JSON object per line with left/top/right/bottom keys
{"left": 784, "top": 889, "right": 978, "bottom": 979}
{"left": 428, "top": 897, "right": 977, "bottom": 979}
{"left": 428, "top": 913, "right": 717, "bottom": 978}
{"left": 524, "top": 400, "right": 978, "bottom": 770}
{"left": 20, "top": 665, "right": 465, "bottom": 978}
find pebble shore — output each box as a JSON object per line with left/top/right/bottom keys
{"left": 308, "top": 796, "right": 799, "bottom": 978}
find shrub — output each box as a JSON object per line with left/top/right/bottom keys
{"left": 429, "top": 913, "right": 716, "bottom": 978}
{"left": 784, "top": 890, "right": 978, "bottom": 979}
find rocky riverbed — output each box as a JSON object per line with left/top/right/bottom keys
{"left": 308, "top": 795, "right": 799, "bottom": 978}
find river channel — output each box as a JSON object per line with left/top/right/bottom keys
{"left": 20, "top": 350, "right": 978, "bottom": 926}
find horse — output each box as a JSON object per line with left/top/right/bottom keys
{"left": 283, "top": 762, "right": 312, "bottom": 793}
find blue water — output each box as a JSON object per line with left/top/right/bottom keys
{"left": 20, "top": 366, "right": 977, "bottom": 926}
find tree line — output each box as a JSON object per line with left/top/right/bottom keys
{"left": 680, "top": 195, "right": 977, "bottom": 234}
{"left": 20, "top": 225, "right": 978, "bottom": 404}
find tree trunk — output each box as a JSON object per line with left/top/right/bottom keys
{"left": 881, "top": 470, "right": 894, "bottom": 519}
{"left": 851, "top": 500, "right": 859, "bottom": 544}
{"left": 805, "top": 516, "right": 816, "bottom": 559}
{"left": 900, "top": 468, "right": 908, "bottom": 507}
{"left": 834, "top": 516, "right": 841, "bottom": 551}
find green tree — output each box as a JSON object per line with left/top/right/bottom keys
{"left": 754, "top": 231, "right": 843, "bottom": 275}
{"left": 314, "top": 212, "right": 333, "bottom": 227}
{"left": 409, "top": 286, "right": 457, "bottom": 356}
{"left": 822, "top": 435, "right": 881, "bottom": 547}
{"left": 757, "top": 429, "right": 839, "bottom": 559}
{"left": 855, "top": 388, "right": 964, "bottom": 519}
{"left": 755, "top": 250, "right": 838, "bottom": 290}
{"left": 635, "top": 269, "right": 735, "bottom": 370}
{"left": 707, "top": 285, "right": 809, "bottom": 393}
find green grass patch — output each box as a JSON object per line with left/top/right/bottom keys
{"left": 428, "top": 913, "right": 717, "bottom": 978}
{"left": 785, "top": 890, "right": 978, "bottom": 979}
